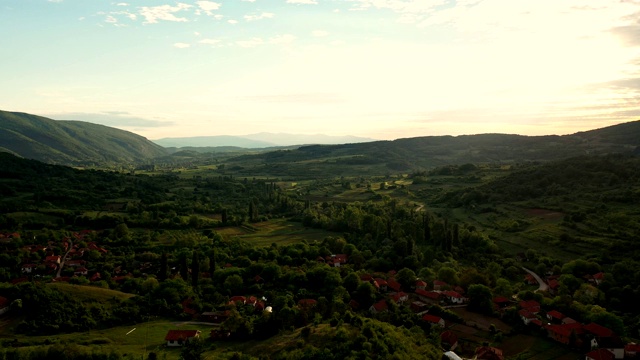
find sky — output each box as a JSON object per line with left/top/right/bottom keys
{"left": 1, "top": 0, "right": 640, "bottom": 141}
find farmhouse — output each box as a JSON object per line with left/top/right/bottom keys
{"left": 164, "top": 330, "right": 200, "bottom": 347}
{"left": 585, "top": 348, "right": 615, "bottom": 360}
{"left": 440, "top": 330, "right": 458, "bottom": 350}
{"left": 369, "top": 300, "right": 388, "bottom": 314}
{"left": 443, "top": 290, "right": 465, "bottom": 304}
{"left": 422, "top": 314, "right": 445, "bottom": 328}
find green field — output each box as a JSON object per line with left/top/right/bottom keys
{"left": 218, "top": 219, "right": 337, "bottom": 246}
{"left": 47, "top": 283, "right": 135, "bottom": 302}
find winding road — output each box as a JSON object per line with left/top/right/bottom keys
{"left": 522, "top": 267, "right": 548, "bottom": 292}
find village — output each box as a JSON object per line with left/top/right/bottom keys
{"left": 1, "top": 227, "right": 639, "bottom": 360}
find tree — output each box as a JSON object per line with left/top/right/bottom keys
{"left": 437, "top": 267, "right": 459, "bottom": 285}
{"left": 180, "top": 254, "right": 189, "bottom": 281}
{"left": 159, "top": 252, "right": 168, "bottom": 282}
{"left": 467, "top": 284, "right": 494, "bottom": 315}
{"left": 192, "top": 251, "right": 200, "bottom": 289}
{"left": 224, "top": 274, "right": 244, "bottom": 294}
{"left": 179, "top": 336, "right": 205, "bottom": 360}
{"left": 423, "top": 214, "right": 431, "bottom": 244}
{"left": 396, "top": 268, "right": 417, "bottom": 290}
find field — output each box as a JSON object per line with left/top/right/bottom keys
{"left": 1, "top": 320, "right": 218, "bottom": 360}
{"left": 217, "top": 218, "right": 337, "bottom": 246}
{"left": 47, "top": 283, "right": 135, "bottom": 302}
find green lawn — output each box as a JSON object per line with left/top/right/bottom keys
{"left": 4, "top": 320, "right": 219, "bottom": 360}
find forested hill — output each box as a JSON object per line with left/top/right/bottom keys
{"left": 223, "top": 121, "right": 640, "bottom": 176}
{"left": 0, "top": 110, "right": 167, "bottom": 166}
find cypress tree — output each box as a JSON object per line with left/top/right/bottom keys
{"left": 192, "top": 251, "right": 200, "bottom": 289}
{"left": 159, "top": 252, "right": 168, "bottom": 281}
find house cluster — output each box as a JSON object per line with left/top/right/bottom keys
{"left": 364, "top": 275, "right": 468, "bottom": 315}
{"left": 442, "top": 340, "right": 505, "bottom": 360}
{"left": 512, "top": 300, "right": 640, "bottom": 359}
{"left": 317, "top": 254, "right": 349, "bottom": 267}
{"left": 17, "top": 231, "right": 109, "bottom": 283}
{"left": 525, "top": 271, "right": 606, "bottom": 295}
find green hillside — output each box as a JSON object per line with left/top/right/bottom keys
{"left": 216, "top": 121, "right": 640, "bottom": 178}
{"left": 0, "top": 110, "right": 167, "bottom": 166}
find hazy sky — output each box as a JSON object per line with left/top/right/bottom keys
{"left": 2, "top": 0, "right": 640, "bottom": 140}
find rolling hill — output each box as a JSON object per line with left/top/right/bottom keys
{"left": 217, "top": 120, "right": 640, "bottom": 178}
{"left": 0, "top": 110, "right": 167, "bottom": 166}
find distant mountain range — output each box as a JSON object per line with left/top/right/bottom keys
{"left": 153, "top": 133, "right": 377, "bottom": 148}
{"left": 219, "top": 120, "right": 640, "bottom": 178}
{"left": 0, "top": 110, "right": 167, "bottom": 166}
{"left": 1, "top": 109, "right": 638, "bottom": 170}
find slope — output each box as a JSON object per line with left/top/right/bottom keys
{"left": 0, "top": 110, "right": 167, "bottom": 166}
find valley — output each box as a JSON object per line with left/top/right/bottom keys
{"left": 0, "top": 114, "right": 639, "bottom": 360}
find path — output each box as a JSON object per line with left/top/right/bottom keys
{"left": 56, "top": 238, "right": 73, "bottom": 278}
{"left": 522, "top": 267, "right": 548, "bottom": 292}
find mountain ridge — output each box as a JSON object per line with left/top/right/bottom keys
{"left": 0, "top": 110, "right": 167, "bottom": 166}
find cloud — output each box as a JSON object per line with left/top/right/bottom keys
{"left": 173, "top": 42, "right": 191, "bottom": 48}
{"left": 287, "top": 0, "right": 318, "bottom": 4}
{"left": 312, "top": 30, "right": 329, "bottom": 37}
{"left": 195, "top": 1, "right": 221, "bottom": 16}
{"left": 49, "top": 112, "right": 174, "bottom": 128}
{"left": 116, "top": 2, "right": 129, "bottom": 6}
{"left": 269, "top": 34, "right": 296, "bottom": 44}
{"left": 199, "top": 38, "right": 221, "bottom": 45}
{"left": 139, "top": 3, "right": 192, "bottom": 24}
{"left": 244, "top": 12, "right": 274, "bottom": 21}
{"left": 610, "top": 25, "right": 640, "bottom": 47}
{"left": 236, "top": 38, "right": 264, "bottom": 48}
{"left": 228, "top": 19, "right": 238, "bottom": 24}
{"left": 348, "top": 0, "right": 445, "bottom": 14}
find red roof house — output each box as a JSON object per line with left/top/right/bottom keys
{"left": 585, "top": 349, "right": 615, "bottom": 360}
{"left": 519, "top": 300, "right": 540, "bottom": 313}
{"left": 422, "top": 314, "right": 445, "bottom": 328}
{"left": 545, "top": 322, "right": 583, "bottom": 345}
{"left": 415, "top": 280, "right": 427, "bottom": 289}
{"left": 440, "top": 330, "right": 458, "bottom": 351}
{"left": 390, "top": 291, "right": 409, "bottom": 304}
{"left": 165, "top": 330, "right": 201, "bottom": 347}
{"left": 625, "top": 343, "right": 640, "bottom": 357}
{"left": 369, "top": 300, "right": 388, "bottom": 314}
{"left": 443, "top": 290, "right": 465, "bottom": 304}
{"left": 546, "top": 310, "right": 565, "bottom": 322}
{"left": 584, "top": 323, "right": 614, "bottom": 338}
{"left": 433, "top": 280, "right": 448, "bottom": 290}
{"left": 387, "top": 279, "right": 402, "bottom": 292}
{"left": 416, "top": 289, "right": 441, "bottom": 303}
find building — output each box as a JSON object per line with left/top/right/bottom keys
{"left": 422, "top": 314, "right": 445, "bottom": 328}
{"left": 164, "top": 330, "right": 201, "bottom": 347}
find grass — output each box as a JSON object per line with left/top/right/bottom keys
{"left": 47, "top": 283, "right": 135, "bottom": 303}
{"left": 231, "top": 219, "right": 336, "bottom": 246}
{"left": 3, "top": 320, "right": 218, "bottom": 360}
